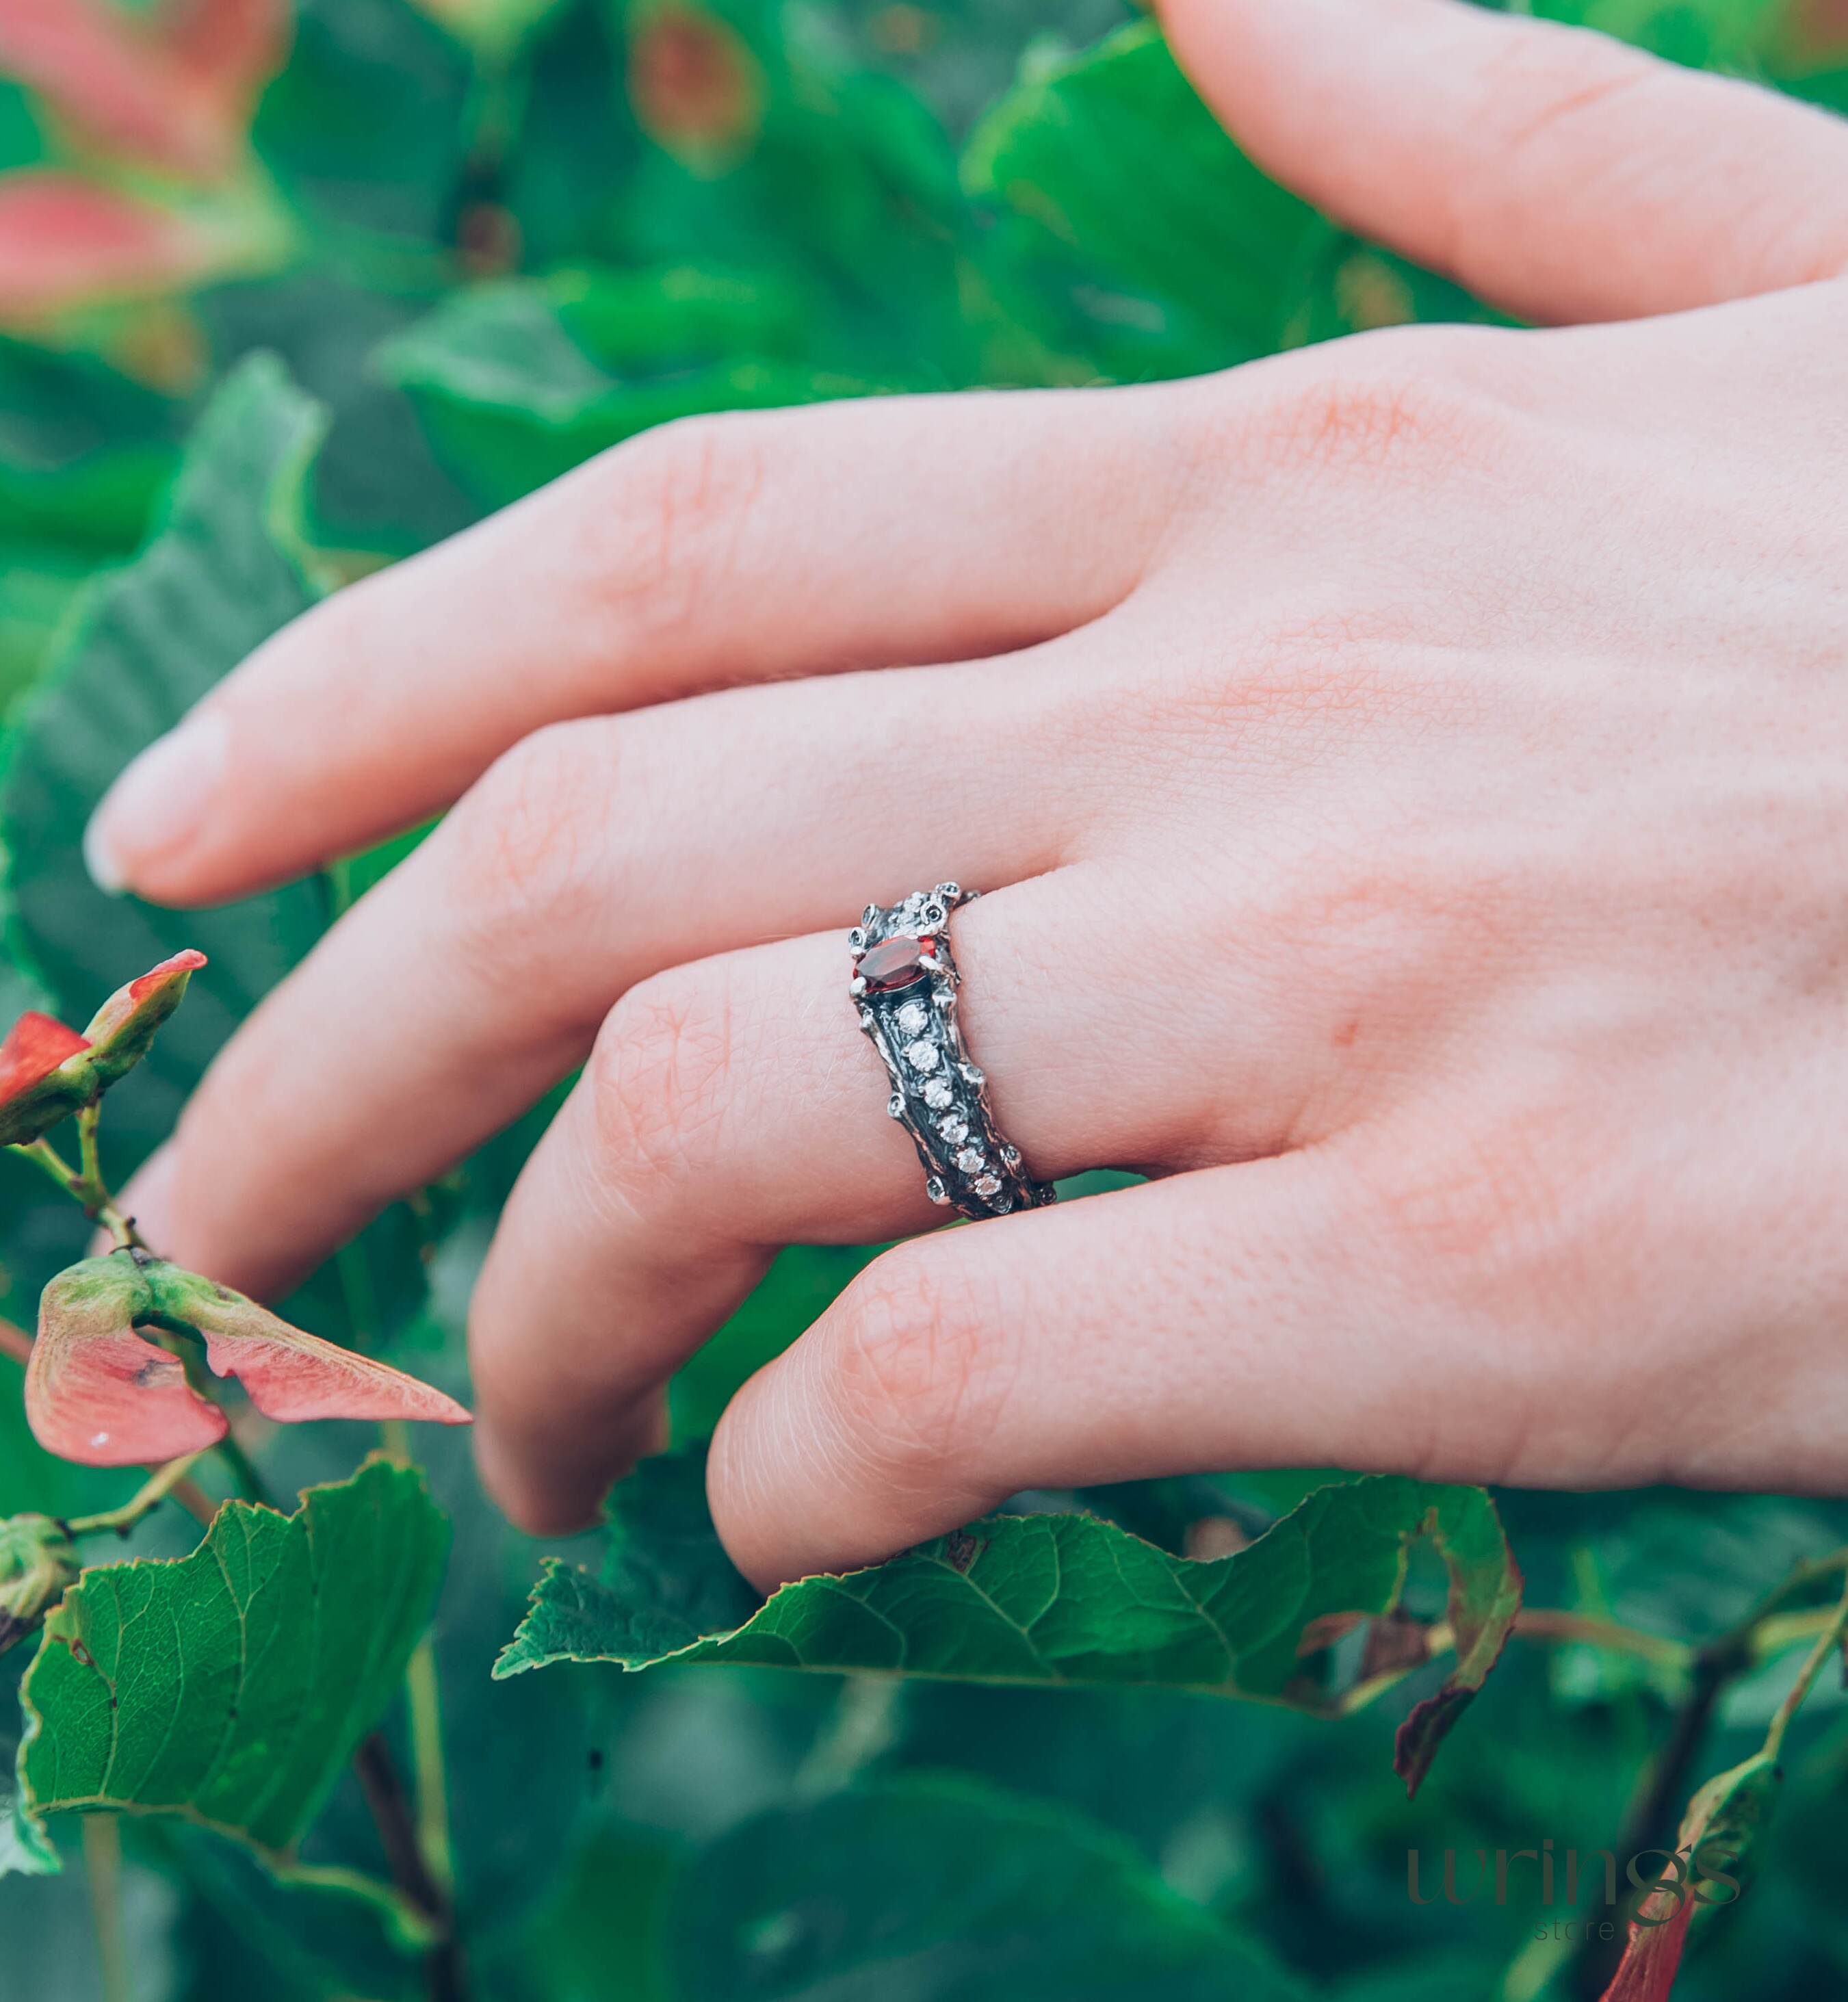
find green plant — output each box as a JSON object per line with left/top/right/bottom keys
{"left": 2, "top": 1, "right": 1848, "bottom": 1999}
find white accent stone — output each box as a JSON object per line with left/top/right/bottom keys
{"left": 905, "top": 1039, "right": 939, "bottom": 1072}
{"left": 973, "top": 1173, "right": 1002, "bottom": 1199}
{"left": 924, "top": 1176, "right": 949, "bottom": 1205}
{"left": 955, "top": 1146, "right": 986, "bottom": 1175}
{"left": 923, "top": 1078, "right": 953, "bottom": 1110}
{"left": 937, "top": 1115, "right": 968, "bottom": 1144}
{"left": 896, "top": 1001, "right": 928, "bottom": 1035}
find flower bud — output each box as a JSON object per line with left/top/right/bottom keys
{"left": 81, "top": 949, "right": 207, "bottom": 1089}
{"left": 0, "top": 950, "right": 209, "bottom": 1150}
{"left": 0, "top": 1514, "right": 80, "bottom": 1658}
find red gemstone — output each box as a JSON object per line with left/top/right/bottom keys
{"left": 859, "top": 935, "right": 935, "bottom": 992}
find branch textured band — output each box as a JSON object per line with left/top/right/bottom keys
{"left": 849, "top": 883, "right": 1056, "bottom": 1222}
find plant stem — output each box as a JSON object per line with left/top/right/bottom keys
{"left": 1511, "top": 1607, "right": 1691, "bottom": 1667}
{"left": 354, "top": 1732, "right": 468, "bottom": 2002}
{"left": 404, "top": 1637, "right": 455, "bottom": 1901}
{"left": 76, "top": 1103, "right": 104, "bottom": 1207}
{"left": 384, "top": 1418, "right": 456, "bottom": 1898}
{"left": 12, "top": 1132, "right": 144, "bottom": 1249}
{"left": 1762, "top": 1570, "right": 1848, "bottom": 1763}
{"left": 211, "top": 1427, "right": 277, "bottom": 1509}
{"left": 82, "top": 1814, "right": 128, "bottom": 2002}
{"left": 65, "top": 1452, "right": 209, "bottom": 1538}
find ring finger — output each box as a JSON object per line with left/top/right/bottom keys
{"left": 467, "top": 862, "right": 1362, "bottom": 1533}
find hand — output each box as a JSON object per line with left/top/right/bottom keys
{"left": 83, "top": 0, "right": 1848, "bottom": 1588}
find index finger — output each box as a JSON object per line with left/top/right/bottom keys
{"left": 83, "top": 387, "right": 1175, "bottom": 909}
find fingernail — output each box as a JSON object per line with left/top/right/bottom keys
{"left": 83, "top": 709, "right": 230, "bottom": 896}
{"left": 114, "top": 1144, "right": 178, "bottom": 1259}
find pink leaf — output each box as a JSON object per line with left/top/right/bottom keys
{"left": 0, "top": 0, "right": 288, "bottom": 177}
{"left": 26, "top": 1256, "right": 470, "bottom": 1469}
{"left": 153, "top": 1266, "right": 473, "bottom": 1431}
{"left": 0, "top": 173, "right": 221, "bottom": 324}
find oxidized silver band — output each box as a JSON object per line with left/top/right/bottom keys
{"left": 850, "top": 883, "right": 1056, "bottom": 1222}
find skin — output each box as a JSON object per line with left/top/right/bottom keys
{"left": 82, "top": 0, "right": 1848, "bottom": 1589}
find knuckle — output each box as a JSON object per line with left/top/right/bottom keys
{"left": 585, "top": 972, "right": 736, "bottom": 1210}
{"left": 576, "top": 410, "right": 777, "bottom": 645}
{"left": 1184, "top": 328, "right": 1520, "bottom": 494}
{"left": 1349, "top": 1101, "right": 1609, "bottom": 1330}
{"left": 444, "top": 722, "right": 617, "bottom": 1007}
{"left": 1262, "top": 350, "right": 1495, "bottom": 478}
{"left": 824, "top": 1251, "right": 1013, "bottom": 1482}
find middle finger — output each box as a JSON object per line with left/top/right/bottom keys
{"left": 138, "top": 640, "right": 1116, "bottom": 1299}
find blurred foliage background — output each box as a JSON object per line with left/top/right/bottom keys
{"left": 1, "top": 0, "right": 1847, "bottom": 1995}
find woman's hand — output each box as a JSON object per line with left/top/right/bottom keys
{"left": 83, "top": 0, "right": 1848, "bottom": 1587}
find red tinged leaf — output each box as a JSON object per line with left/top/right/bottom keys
{"left": 26, "top": 1259, "right": 227, "bottom": 1465}
{"left": 0, "top": 1006, "right": 93, "bottom": 1146}
{"left": 0, "top": 1012, "right": 88, "bottom": 1104}
{"left": 1392, "top": 1500, "right": 1524, "bottom": 1797}
{"left": 25, "top": 1256, "right": 471, "bottom": 1467}
{"left": 628, "top": 3, "right": 764, "bottom": 164}
{"left": 0, "top": 173, "right": 222, "bottom": 325}
{"left": 1598, "top": 1752, "right": 1779, "bottom": 2002}
{"left": 0, "top": 0, "right": 289, "bottom": 178}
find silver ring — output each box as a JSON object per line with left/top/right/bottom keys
{"left": 850, "top": 883, "right": 1056, "bottom": 1221}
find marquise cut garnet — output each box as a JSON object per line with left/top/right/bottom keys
{"left": 859, "top": 935, "right": 937, "bottom": 993}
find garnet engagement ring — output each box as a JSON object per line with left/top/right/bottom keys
{"left": 849, "top": 883, "right": 1056, "bottom": 1223}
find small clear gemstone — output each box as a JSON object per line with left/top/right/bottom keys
{"left": 896, "top": 1000, "right": 928, "bottom": 1034}
{"left": 954, "top": 1145, "right": 986, "bottom": 1175}
{"left": 905, "top": 1039, "right": 939, "bottom": 1072}
{"left": 1000, "top": 1144, "right": 1021, "bottom": 1169}
{"left": 960, "top": 1063, "right": 985, "bottom": 1084}
{"left": 937, "top": 1115, "right": 968, "bottom": 1143}
{"left": 887, "top": 1093, "right": 905, "bottom": 1119}
{"left": 924, "top": 1176, "right": 948, "bottom": 1205}
{"left": 973, "top": 1173, "right": 1002, "bottom": 1198}
{"left": 923, "top": 1079, "right": 953, "bottom": 1110}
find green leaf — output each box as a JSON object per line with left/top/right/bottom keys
{"left": 965, "top": 21, "right": 1327, "bottom": 380}
{"left": 616, "top": 0, "right": 978, "bottom": 378}
{"left": 381, "top": 265, "right": 893, "bottom": 506}
{"left": 0, "top": 338, "right": 177, "bottom": 554}
{"left": 12, "top": 1456, "right": 448, "bottom": 1875}
{"left": 1522, "top": 0, "right": 1785, "bottom": 69}
{"left": 668, "top": 1773, "right": 1308, "bottom": 2001}
{"left": 0, "top": 354, "right": 432, "bottom": 1347}
{"left": 497, "top": 1446, "right": 1520, "bottom": 1790}
{"left": 0, "top": 353, "right": 329, "bottom": 1169}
